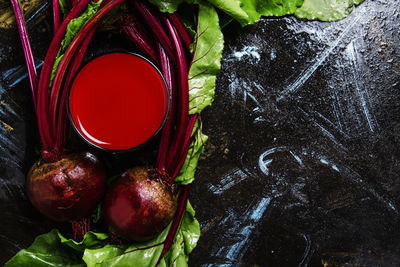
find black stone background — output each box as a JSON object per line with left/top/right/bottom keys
{"left": 0, "top": 0, "right": 399, "bottom": 266}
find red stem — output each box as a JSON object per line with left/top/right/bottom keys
{"left": 53, "top": 0, "right": 60, "bottom": 34}
{"left": 168, "top": 13, "right": 192, "bottom": 50}
{"left": 122, "top": 16, "right": 159, "bottom": 64}
{"left": 133, "top": 0, "right": 174, "bottom": 60}
{"left": 10, "top": 0, "right": 38, "bottom": 111}
{"left": 156, "top": 44, "right": 175, "bottom": 171}
{"left": 157, "top": 185, "right": 190, "bottom": 266}
{"left": 54, "top": 27, "right": 97, "bottom": 151}
{"left": 53, "top": 0, "right": 110, "bottom": 148}
{"left": 49, "top": 0, "right": 125, "bottom": 153}
{"left": 170, "top": 114, "right": 198, "bottom": 178}
{"left": 164, "top": 17, "right": 189, "bottom": 171}
{"left": 37, "top": 0, "right": 92, "bottom": 152}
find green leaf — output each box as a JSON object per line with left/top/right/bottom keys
{"left": 60, "top": 1, "right": 102, "bottom": 53}
{"left": 175, "top": 121, "right": 208, "bottom": 185}
{"left": 83, "top": 245, "right": 126, "bottom": 267}
{"left": 82, "top": 226, "right": 168, "bottom": 266}
{"left": 148, "top": 0, "right": 188, "bottom": 13}
{"left": 188, "top": 2, "right": 223, "bottom": 115}
{"left": 59, "top": 0, "right": 70, "bottom": 18}
{"left": 154, "top": 202, "right": 200, "bottom": 267}
{"left": 204, "top": 0, "right": 304, "bottom": 26}
{"left": 58, "top": 231, "right": 109, "bottom": 252}
{"left": 91, "top": 203, "right": 103, "bottom": 223}
{"left": 295, "top": 0, "right": 364, "bottom": 21}
{"left": 180, "top": 201, "right": 200, "bottom": 254}
{"left": 5, "top": 229, "right": 84, "bottom": 267}
{"left": 51, "top": 0, "right": 102, "bottom": 83}
{"left": 82, "top": 203, "right": 200, "bottom": 267}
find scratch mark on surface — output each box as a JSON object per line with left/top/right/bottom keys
{"left": 298, "top": 234, "right": 313, "bottom": 267}
{"left": 320, "top": 157, "right": 340, "bottom": 172}
{"left": 259, "top": 147, "right": 286, "bottom": 176}
{"left": 215, "top": 197, "right": 272, "bottom": 265}
{"left": 342, "top": 166, "right": 398, "bottom": 215}
{"left": 298, "top": 108, "right": 347, "bottom": 151}
{"left": 0, "top": 156, "right": 21, "bottom": 168}
{"left": 314, "top": 110, "right": 350, "bottom": 138}
{"left": 208, "top": 169, "right": 248, "bottom": 194}
{"left": 277, "top": 16, "right": 361, "bottom": 101}
{"left": 290, "top": 151, "right": 305, "bottom": 167}
{"left": 346, "top": 40, "right": 375, "bottom": 132}
{"left": 313, "top": 120, "right": 347, "bottom": 150}
{"left": 249, "top": 197, "right": 271, "bottom": 221}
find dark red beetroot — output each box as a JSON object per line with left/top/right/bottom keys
{"left": 27, "top": 152, "right": 106, "bottom": 222}
{"left": 21, "top": 0, "right": 121, "bottom": 226}
{"left": 103, "top": 167, "right": 177, "bottom": 241}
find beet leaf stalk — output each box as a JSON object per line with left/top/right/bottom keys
{"left": 132, "top": 0, "right": 174, "bottom": 60}
{"left": 38, "top": 0, "right": 122, "bottom": 162}
{"left": 122, "top": 14, "right": 159, "bottom": 64}
{"left": 10, "top": 0, "right": 38, "bottom": 111}
{"left": 163, "top": 16, "right": 189, "bottom": 174}
{"left": 49, "top": 0, "right": 125, "bottom": 136}
{"left": 54, "top": 27, "right": 97, "bottom": 151}
{"left": 53, "top": 0, "right": 60, "bottom": 34}
{"left": 126, "top": 4, "right": 199, "bottom": 264}
{"left": 37, "top": 0, "right": 92, "bottom": 157}
{"left": 168, "top": 13, "right": 193, "bottom": 51}
{"left": 114, "top": 3, "right": 199, "bottom": 263}
{"left": 156, "top": 44, "right": 175, "bottom": 171}
{"left": 157, "top": 184, "right": 191, "bottom": 265}
{"left": 54, "top": 0, "right": 112, "bottom": 151}
{"left": 12, "top": 0, "right": 113, "bottom": 239}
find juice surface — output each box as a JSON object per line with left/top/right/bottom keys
{"left": 69, "top": 53, "right": 168, "bottom": 150}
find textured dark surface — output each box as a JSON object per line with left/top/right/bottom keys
{"left": 1, "top": 0, "right": 399, "bottom": 266}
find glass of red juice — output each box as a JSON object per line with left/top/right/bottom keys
{"left": 67, "top": 52, "right": 169, "bottom": 152}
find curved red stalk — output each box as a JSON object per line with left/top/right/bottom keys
{"left": 54, "top": 0, "right": 111, "bottom": 151}
{"left": 10, "top": 0, "right": 38, "bottom": 111}
{"left": 168, "top": 13, "right": 192, "bottom": 50}
{"left": 50, "top": 0, "right": 125, "bottom": 143}
{"left": 55, "top": 27, "right": 97, "bottom": 151}
{"left": 132, "top": 0, "right": 174, "bottom": 60}
{"left": 157, "top": 185, "right": 190, "bottom": 266}
{"left": 122, "top": 15, "right": 159, "bottom": 64}
{"left": 37, "top": 0, "right": 92, "bottom": 152}
{"left": 156, "top": 44, "right": 175, "bottom": 171}
{"left": 170, "top": 114, "right": 198, "bottom": 178}
{"left": 53, "top": 0, "right": 60, "bottom": 34}
{"left": 163, "top": 17, "right": 189, "bottom": 172}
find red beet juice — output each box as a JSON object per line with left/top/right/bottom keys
{"left": 68, "top": 52, "right": 168, "bottom": 151}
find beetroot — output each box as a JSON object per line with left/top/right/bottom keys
{"left": 12, "top": 0, "right": 121, "bottom": 233}
{"left": 103, "top": 167, "right": 177, "bottom": 242}
{"left": 27, "top": 152, "right": 106, "bottom": 222}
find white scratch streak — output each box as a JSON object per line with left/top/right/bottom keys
{"left": 277, "top": 16, "right": 361, "bottom": 101}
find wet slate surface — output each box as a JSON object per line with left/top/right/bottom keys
{"left": 1, "top": 0, "right": 400, "bottom": 266}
